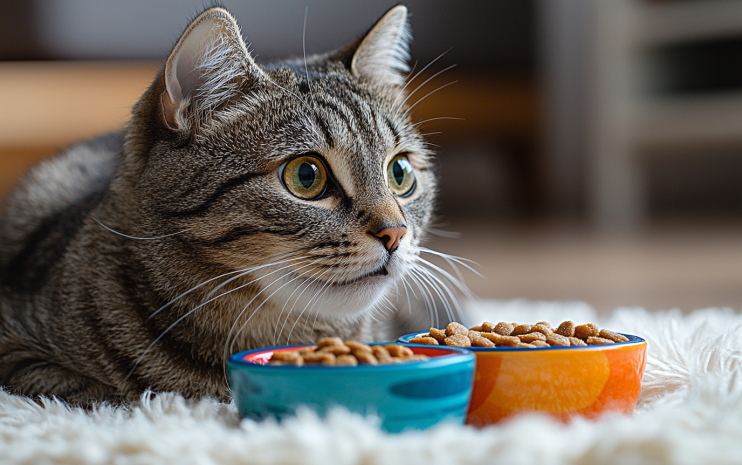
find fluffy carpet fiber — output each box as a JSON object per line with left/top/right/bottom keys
{"left": 3, "top": 300, "right": 742, "bottom": 464}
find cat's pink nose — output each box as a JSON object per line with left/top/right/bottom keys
{"left": 373, "top": 226, "right": 407, "bottom": 254}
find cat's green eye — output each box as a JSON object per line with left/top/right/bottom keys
{"left": 282, "top": 155, "right": 328, "bottom": 200}
{"left": 387, "top": 154, "right": 415, "bottom": 197}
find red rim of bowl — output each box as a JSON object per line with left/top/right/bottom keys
{"left": 228, "top": 342, "right": 475, "bottom": 371}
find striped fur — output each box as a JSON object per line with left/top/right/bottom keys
{"left": 0, "top": 6, "right": 451, "bottom": 403}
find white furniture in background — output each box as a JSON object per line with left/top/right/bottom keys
{"left": 542, "top": 0, "right": 742, "bottom": 228}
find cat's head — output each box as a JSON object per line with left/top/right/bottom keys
{"left": 121, "top": 6, "right": 437, "bottom": 320}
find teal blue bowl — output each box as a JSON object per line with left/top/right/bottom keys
{"left": 228, "top": 343, "right": 476, "bottom": 433}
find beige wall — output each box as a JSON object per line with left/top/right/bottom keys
{"left": 0, "top": 62, "right": 159, "bottom": 199}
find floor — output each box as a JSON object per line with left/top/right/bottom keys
{"left": 424, "top": 218, "right": 742, "bottom": 315}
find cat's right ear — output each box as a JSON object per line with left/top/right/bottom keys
{"left": 332, "top": 5, "right": 411, "bottom": 87}
{"left": 162, "top": 7, "right": 266, "bottom": 130}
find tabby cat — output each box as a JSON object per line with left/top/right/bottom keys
{"left": 0, "top": 5, "right": 462, "bottom": 403}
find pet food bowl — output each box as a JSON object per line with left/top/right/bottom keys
{"left": 398, "top": 332, "right": 646, "bottom": 426}
{"left": 227, "top": 343, "right": 476, "bottom": 433}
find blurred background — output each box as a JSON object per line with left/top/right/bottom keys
{"left": 1, "top": 0, "right": 741, "bottom": 314}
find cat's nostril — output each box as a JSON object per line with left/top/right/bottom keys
{"left": 372, "top": 226, "right": 407, "bottom": 254}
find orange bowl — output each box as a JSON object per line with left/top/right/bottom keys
{"left": 399, "top": 333, "right": 646, "bottom": 426}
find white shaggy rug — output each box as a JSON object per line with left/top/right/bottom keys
{"left": 3, "top": 300, "right": 742, "bottom": 465}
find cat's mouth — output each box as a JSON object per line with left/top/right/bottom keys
{"left": 331, "top": 263, "right": 390, "bottom": 287}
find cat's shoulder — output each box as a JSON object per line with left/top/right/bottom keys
{"left": 0, "top": 132, "right": 121, "bottom": 252}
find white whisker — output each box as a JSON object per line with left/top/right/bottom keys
{"left": 148, "top": 268, "right": 250, "bottom": 320}
{"left": 411, "top": 268, "right": 454, "bottom": 323}
{"left": 398, "top": 64, "right": 457, "bottom": 110}
{"left": 406, "top": 80, "right": 458, "bottom": 113}
{"left": 270, "top": 263, "right": 326, "bottom": 345}
{"left": 408, "top": 270, "right": 438, "bottom": 327}
{"left": 426, "top": 227, "right": 461, "bottom": 239}
{"left": 417, "top": 256, "right": 477, "bottom": 301}
{"left": 412, "top": 116, "right": 465, "bottom": 128}
{"left": 129, "top": 259, "right": 310, "bottom": 383}
{"left": 92, "top": 217, "right": 189, "bottom": 240}
{"left": 204, "top": 256, "right": 307, "bottom": 302}
{"left": 396, "top": 48, "right": 452, "bottom": 105}
{"left": 419, "top": 247, "right": 482, "bottom": 276}
{"left": 279, "top": 266, "right": 334, "bottom": 344}
{"left": 288, "top": 267, "right": 337, "bottom": 342}
{"left": 415, "top": 265, "right": 464, "bottom": 323}
{"left": 228, "top": 261, "right": 319, "bottom": 356}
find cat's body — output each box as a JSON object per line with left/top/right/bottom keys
{"left": 0, "top": 6, "right": 453, "bottom": 402}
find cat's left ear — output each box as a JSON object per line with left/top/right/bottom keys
{"left": 162, "top": 7, "right": 266, "bottom": 130}
{"left": 340, "top": 5, "right": 411, "bottom": 87}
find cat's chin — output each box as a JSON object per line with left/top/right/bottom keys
{"left": 260, "top": 267, "right": 398, "bottom": 319}
{"left": 310, "top": 281, "right": 394, "bottom": 318}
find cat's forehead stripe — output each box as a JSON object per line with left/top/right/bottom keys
{"left": 313, "top": 92, "right": 396, "bottom": 156}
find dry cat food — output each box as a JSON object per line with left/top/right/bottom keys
{"left": 268, "top": 337, "right": 430, "bottom": 366}
{"left": 409, "top": 321, "right": 629, "bottom": 348}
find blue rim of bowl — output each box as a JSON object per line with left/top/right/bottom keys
{"left": 228, "top": 342, "right": 475, "bottom": 372}
{"left": 398, "top": 332, "right": 646, "bottom": 352}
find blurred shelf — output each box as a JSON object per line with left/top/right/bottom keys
{"left": 634, "top": 0, "right": 742, "bottom": 47}
{"left": 633, "top": 91, "right": 742, "bottom": 147}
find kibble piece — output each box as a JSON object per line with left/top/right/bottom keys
{"left": 587, "top": 336, "right": 615, "bottom": 345}
{"left": 355, "top": 351, "right": 379, "bottom": 364}
{"left": 531, "top": 340, "right": 550, "bottom": 347}
{"left": 469, "top": 324, "right": 483, "bottom": 331}
{"left": 317, "top": 337, "right": 344, "bottom": 348}
{"left": 445, "top": 322, "right": 469, "bottom": 337}
{"left": 345, "top": 341, "right": 372, "bottom": 353}
{"left": 319, "top": 344, "right": 351, "bottom": 356}
{"left": 599, "top": 329, "right": 629, "bottom": 343}
{"left": 536, "top": 321, "right": 552, "bottom": 331}
{"left": 429, "top": 328, "right": 447, "bottom": 343}
{"left": 495, "top": 335, "right": 523, "bottom": 347}
{"left": 556, "top": 321, "right": 576, "bottom": 338}
{"left": 574, "top": 323, "right": 600, "bottom": 340}
{"left": 296, "top": 347, "right": 318, "bottom": 356}
{"left": 335, "top": 355, "right": 358, "bottom": 366}
{"left": 386, "top": 344, "right": 414, "bottom": 358}
{"left": 545, "top": 333, "right": 570, "bottom": 347}
{"left": 467, "top": 330, "right": 483, "bottom": 341}
{"left": 518, "top": 332, "right": 547, "bottom": 343}
{"left": 481, "top": 333, "right": 520, "bottom": 347}
{"left": 516, "top": 342, "right": 536, "bottom": 348}
{"left": 269, "top": 352, "right": 305, "bottom": 366}
{"left": 511, "top": 324, "right": 534, "bottom": 336}
{"left": 532, "top": 323, "right": 554, "bottom": 336}
{"left": 372, "top": 345, "right": 393, "bottom": 362}
{"left": 493, "top": 322, "right": 515, "bottom": 336}
{"left": 481, "top": 321, "right": 496, "bottom": 332}
{"left": 444, "top": 334, "right": 472, "bottom": 347}
{"left": 409, "top": 335, "right": 438, "bottom": 345}
{"left": 471, "top": 336, "right": 496, "bottom": 348}
{"left": 271, "top": 351, "right": 303, "bottom": 362}
{"left": 568, "top": 337, "right": 587, "bottom": 346}
{"left": 303, "top": 352, "right": 336, "bottom": 364}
